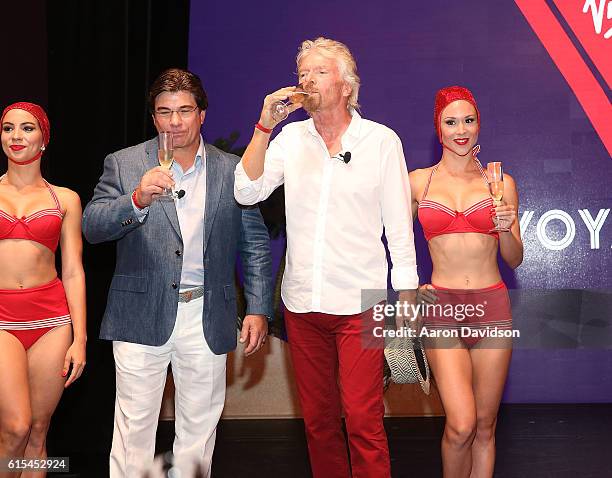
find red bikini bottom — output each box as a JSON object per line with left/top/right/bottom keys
{"left": 422, "top": 281, "right": 512, "bottom": 348}
{"left": 0, "top": 278, "right": 71, "bottom": 350}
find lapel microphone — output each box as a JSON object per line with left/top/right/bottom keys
{"left": 176, "top": 190, "right": 186, "bottom": 199}
{"left": 334, "top": 151, "right": 351, "bottom": 164}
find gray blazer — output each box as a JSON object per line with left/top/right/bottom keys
{"left": 82, "top": 138, "right": 273, "bottom": 354}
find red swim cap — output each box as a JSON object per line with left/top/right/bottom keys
{"left": 1, "top": 101, "right": 51, "bottom": 148}
{"left": 434, "top": 86, "right": 479, "bottom": 142}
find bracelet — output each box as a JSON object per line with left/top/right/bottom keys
{"left": 255, "top": 122, "right": 273, "bottom": 134}
{"left": 132, "top": 189, "right": 145, "bottom": 210}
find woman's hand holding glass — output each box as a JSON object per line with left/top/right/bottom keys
{"left": 491, "top": 201, "right": 517, "bottom": 232}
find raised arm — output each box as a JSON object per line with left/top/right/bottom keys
{"left": 82, "top": 152, "right": 173, "bottom": 243}
{"left": 241, "top": 87, "right": 299, "bottom": 180}
{"left": 82, "top": 153, "right": 143, "bottom": 243}
{"left": 234, "top": 87, "right": 301, "bottom": 205}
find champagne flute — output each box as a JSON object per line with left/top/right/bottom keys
{"left": 158, "top": 132, "right": 175, "bottom": 200}
{"left": 271, "top": 87, "right": 311, "bottom": 122}
{"left": 487, "top": 162, "right": 510, "bottom": 232}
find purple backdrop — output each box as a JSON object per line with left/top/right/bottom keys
{"left": 189, "top": 1, "right": 612, "bottom": 402}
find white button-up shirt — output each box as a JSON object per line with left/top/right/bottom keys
{"left": 172, "top": 138, "right": 206, "bottom": 287}
{"left": 234, "top": 112, "right": 418, "bottom": 314}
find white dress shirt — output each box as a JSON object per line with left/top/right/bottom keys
{"left": 234, "top": 112, "right": 418, "bottom": 314}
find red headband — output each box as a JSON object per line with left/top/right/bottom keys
{"left": 1, "top": 102, "right": 51, "bottom": 148}
{"left": 434, "top": 86, "right": 480, "bottom": 142}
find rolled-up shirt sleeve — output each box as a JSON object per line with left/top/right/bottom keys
{"left": 380, "top": 131, "right": 419, "bottom": 290}
{"left": 234, "top": 132, "right": 287, "bottom": 205}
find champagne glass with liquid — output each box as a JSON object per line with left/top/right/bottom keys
{"left": 270, "top": 86, "right": 311, "bottom": 122}
{"left": 158, "top": 132, "right": 175, "bottom": 200}
{"left": 487, "top": 161, "right": 510, "bottom": 232}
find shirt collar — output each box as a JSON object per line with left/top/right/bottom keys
{"left": 172, "top": 135, "right": 205, "bottom": 175}
{"left": 195, "top": 135, "right": 205, "bottom": 168}
{"left": 344, "top": 110, "right": 362, "bottom": 141}
{"left": 306, "top": 109, "right": 362, "bottom": 139}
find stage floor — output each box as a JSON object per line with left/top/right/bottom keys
{"left": 48, "top": 404, "right": 611, "bottom": 477}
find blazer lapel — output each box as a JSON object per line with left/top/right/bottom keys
{"left": 203, "top": 143, "right": 224, "bottom": 252}
{"left": 144, "top": 138, "right": 181, "bottom": 238}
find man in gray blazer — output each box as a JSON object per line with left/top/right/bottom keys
{"left": 83, "top": 68, "right": 273, "bottom": 478}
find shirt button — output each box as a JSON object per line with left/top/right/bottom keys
{"left": 171, "top": 282, "right": 178, "bottom": 289}
{"left": 175, "top": 250, "right": 182, "bottom": 256}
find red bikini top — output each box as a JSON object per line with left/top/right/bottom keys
{"left": 417, "top": 160, "right": 498, "bottom": 242}
{"left": 0, "top": 176, "right": 64, "bottom": 252}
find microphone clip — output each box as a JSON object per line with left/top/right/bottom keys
{"left": 333, "top": 151, "right": 351, "bottom": 164}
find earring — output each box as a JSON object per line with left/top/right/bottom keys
{"left": 41, "top": 146, "right": 46, "bottom": 151}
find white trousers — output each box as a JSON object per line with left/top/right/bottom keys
{"left": 109, "top": 296, "right": 227, "bottom": 478}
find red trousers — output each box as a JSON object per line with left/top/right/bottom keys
{"left": 285, "top": 307, "right": 390, "bottom": 478}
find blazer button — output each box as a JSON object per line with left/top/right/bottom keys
{"left": 175, "top": 250, "right": 182, "bottom": 256}
{"left": 172, "top": 282, "right": 178, "bottom": 289}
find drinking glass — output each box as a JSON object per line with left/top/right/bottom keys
{"left": 158, "top": 132, "right": 175, "bottom": 200}
{"left": 487, "top": 161, "right": 510, "bottom": 232}
{"left": 270, "top": 88, "right": 311, "bottom": 122}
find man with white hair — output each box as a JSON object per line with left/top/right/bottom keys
{"left": 234, "top": 37, "right": 418, "bottom": 477}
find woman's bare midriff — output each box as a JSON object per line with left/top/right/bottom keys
{"left": 0, "top": 240, "right": 57, "bottom": 289}
{"left": 428, "top": 232, "right": 501, "bottom": 289}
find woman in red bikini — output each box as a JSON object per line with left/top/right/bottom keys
{"left": 0, "top": 102, "right": 86, "bottom": 474}
{"left": 409, "top": 86, "right": 523, "bottom": 477}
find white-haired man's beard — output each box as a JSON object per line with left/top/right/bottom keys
{"left": 301, "top": 92, "right": 321, "bottom": 114}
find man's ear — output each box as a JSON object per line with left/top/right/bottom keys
{"left": 342, "top": 82, "right": 351, "bottom": 98}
